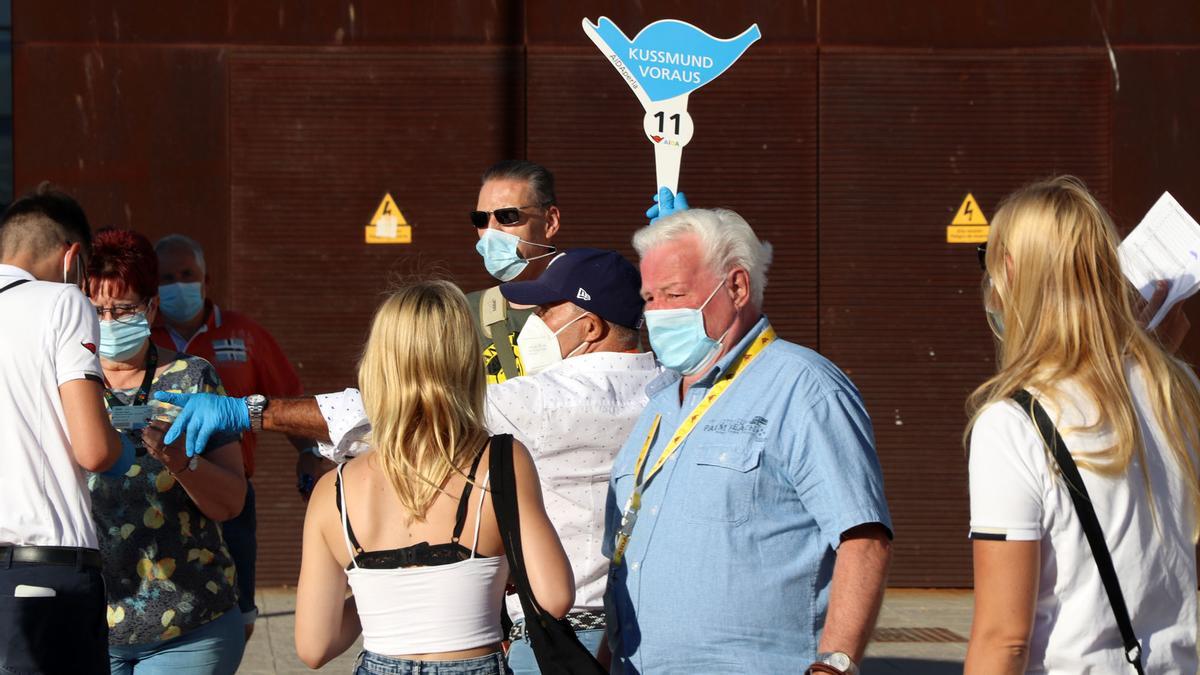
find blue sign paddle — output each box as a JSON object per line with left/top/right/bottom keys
{"left": 583, "top": 17, "right": 761, "bottom": 192}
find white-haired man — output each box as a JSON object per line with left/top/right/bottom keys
{"left": 603, "top": 208, "right": 893, "bottom": 674}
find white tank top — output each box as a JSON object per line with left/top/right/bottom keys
{"left": 337, "top": 463, "right": 510, "bottom": 656}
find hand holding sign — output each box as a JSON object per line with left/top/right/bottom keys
{"left": 582, "top": 17, "right": 761, "bottom": 193}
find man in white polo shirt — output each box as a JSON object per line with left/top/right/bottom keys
{"left": 0, "top": 184, "right": 125, "bottom": 674}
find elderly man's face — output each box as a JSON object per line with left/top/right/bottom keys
{"left": 157, "top": 245, "right": 205, "bottom": 295}
{"left": 640, "top": 234, "right": 735, "bottom": 338}
{"left": 475, "top": 177, "right": 559, "bottom": 261}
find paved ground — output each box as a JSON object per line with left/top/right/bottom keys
{"left": 241, "top": 587, "right": 972, "bottom": 673}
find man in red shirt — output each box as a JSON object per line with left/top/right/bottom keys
{"left": 151, "top": 234, "right": 320, "bottom": 641}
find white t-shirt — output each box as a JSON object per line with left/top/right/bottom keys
{"left": 0, "top": 264, "right": 104, "bottom": 549}
{"left": 969, "top": 364, "right": 1199, "bottom": 674}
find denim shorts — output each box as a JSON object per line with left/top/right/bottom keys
{"left": 354, "top": 650, "right": 509, "bottom": 675}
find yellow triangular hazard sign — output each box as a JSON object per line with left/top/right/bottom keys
{"left": 365, "top": 193, "right": 412, "bottom": 244}
{"left": 951, "top": 193, "right": 988, "bottom": 226}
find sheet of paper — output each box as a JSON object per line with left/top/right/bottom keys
{"left": 1119, "top": 191, "right": 1200, "bottom": 331}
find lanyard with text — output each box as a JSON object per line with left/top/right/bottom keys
{"left": 104, "top": 342, "right": 158, "bottom": 408}
{"left": 612, "top": 324, "right": 776, "bottom": 565}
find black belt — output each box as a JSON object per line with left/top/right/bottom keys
{"left": 0, "top": 545, "right": 102, "bottom": 569}
{"left": 509, "top": 610, "right": 606, "bottom": 642}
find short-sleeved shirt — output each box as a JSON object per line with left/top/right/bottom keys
{"left": 603, "top": 317, "right": 892, "bottom": 673}
{"left": 151, "top": 301, "right": 303, "bottom": 477}
{"left": 968, "top": 364, "right": 1199, "bottom": 674}
{"left": 465, "top": 288, "right": 533, "bottom": 384}
{"left": 0, "top": 264, "right": 104, "bottom": 549}
{"left": 91, "top": 352, "right": 240, "bottom": 645}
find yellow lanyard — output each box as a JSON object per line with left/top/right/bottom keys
{"left": 612, "top": 324, "right": 776, "bottom": 565}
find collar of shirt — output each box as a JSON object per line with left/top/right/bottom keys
{"left": 534, "top": 349, "right": 659, "bottom": 377}
{"left": 0, "top": 264, "right": 36, "bottom": 281}
{"left": 160, "top": 301, "right": 222, "bottom": 351}
{"left": 644, "top": 314, "right": 770, "bottom": 398}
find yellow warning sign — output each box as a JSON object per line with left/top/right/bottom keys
{"left": 947, "top": 193, "right": 989, "bottom": 243}
{"left": 364, "top": 193, "right": 412, "bottom": 244}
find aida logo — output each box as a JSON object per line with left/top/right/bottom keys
{"left": 577, "top": 288, "right": 592, "bottom": 301}
{"left": 80, "top": 341, "right": 97, "bottom": 355}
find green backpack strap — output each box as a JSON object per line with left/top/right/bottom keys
{"left": 479, "top": 286, "right": 520, "bottom": 380}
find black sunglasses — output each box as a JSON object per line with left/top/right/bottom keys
{"left": 976, "top": 243, "right": 987, "bottom": 271}
{"left": 469, "top": 203, "right": 550, "bottom": 229}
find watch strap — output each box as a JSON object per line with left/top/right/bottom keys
{"left": 806, "top": 665, "right": 846, "bottom": 675}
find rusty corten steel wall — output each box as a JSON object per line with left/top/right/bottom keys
{"left": 13, "top": 1, "right": 1200, "bottom": 588}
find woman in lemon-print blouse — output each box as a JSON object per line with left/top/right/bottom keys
{"left": 86, "top": 228, "right": 247, "bottom": 675}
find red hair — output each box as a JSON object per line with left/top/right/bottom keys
{"left": 87, "top": 228, "right": 159, "bottom": 301}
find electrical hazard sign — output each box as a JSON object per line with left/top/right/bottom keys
{"left": 365, "top": 193, "right": 412, "bottom": 244}
{"left": 946, "top": 193, "right": 989, "bottom": 243}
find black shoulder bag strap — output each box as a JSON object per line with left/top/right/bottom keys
{"left": 0, "top": 278, "right": 32, "bottom": 294}
{"left": 1011, "top": 389, "right": 1145, "bottom": 674}
{"left": 489, "top": 434, "right": 606, "bottom": 675}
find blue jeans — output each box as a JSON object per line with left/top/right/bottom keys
{"left": 220, "top": 480, "right": 257, "bottom": 622}
{"left": 355, "top": 650, "right": 509, "bottom": 674}
{"left": 506, "top": 628, "right": 605, "bottom": 675}
{"left": 109, "top": 607, "right": 244, "bottom": 675}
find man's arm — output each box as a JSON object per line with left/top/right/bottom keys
{"left": 155, "top": 391, "right": 334, "bottom": 456}
{"left": 264, "top": 398, "right": 331, "bottom": 442}
{"left": 60, "top": 378, "right": 124, "bottom": 472}
{"left": 816, "top": 523, "right": 892, "bottom": 663}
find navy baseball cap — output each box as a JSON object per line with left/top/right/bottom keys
{"left": 501, "top": 248, "right": 644, "bottom": 329}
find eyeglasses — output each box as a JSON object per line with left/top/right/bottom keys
{"left": 95, "top": 303, "right": 146, "bottom": 324}
{"left": 976, "top": 243, "right": 987, "bottom": 271}
{"left": 469, "top": 203, "right": 550, "bottom": 229}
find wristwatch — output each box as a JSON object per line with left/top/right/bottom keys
{"left": 806, "top": 652, "right": 859, "bottom": 675}
{"left": 245, "top": 394, "right": 268, "bottom": 431}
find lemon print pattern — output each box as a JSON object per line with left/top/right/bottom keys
{"left": 88, "top": 352, "right": 239, "bottom": 644}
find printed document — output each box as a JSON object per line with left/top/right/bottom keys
{"left": 1119, "top": 192, "right": 1200, "bottom": 331}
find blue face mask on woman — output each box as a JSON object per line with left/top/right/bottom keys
{"left": 99, "top": 314, "right": 151, "bottom": 361}
{"left": 644, "top": 280, "right": 731, "bottom": 376}
{"left": 158, "top": 282, "right": 204, "bottom": 322}
{"left": 474, "top": 230, "right": 556, "bottom": 282}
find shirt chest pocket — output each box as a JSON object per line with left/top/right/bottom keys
{"left": 683, "top": 441, "right": 763, "bottom": 525}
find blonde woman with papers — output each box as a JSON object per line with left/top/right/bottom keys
{"left": 964, "top": 176, "right": 1200, "bottom": 674}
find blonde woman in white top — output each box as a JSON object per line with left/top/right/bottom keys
{"left": 295, "top": 281, "right": 574, "bottom": 673}
{"left": 964, "top": 176, "right": 1200, "bottom": 674}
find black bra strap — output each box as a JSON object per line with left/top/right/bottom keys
{"left": 334, "top": 471, "right": 364, "bottom": 555}
{"left": 337, "top": 440, "right": 489, "bottom": 555}
{"left": 452, "top": 441, "right": 489, "bottom": 544}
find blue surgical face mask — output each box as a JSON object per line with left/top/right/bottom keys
{"left": 158, "top": 282, "right": 204, "bottom": 321}
{"left": 983, "top": 275, "right": 1005, "bottom": 341}
{"left": 644, "top": 280, "right": 731, "bottom": 375}
{"left": 475, "top": 230, "right": 556, "bottom": 282}
{"left": 99, "top": 314, "right": 151, "bottom": 361}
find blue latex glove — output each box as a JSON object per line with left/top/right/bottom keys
{"left": 153, "top": 391, "right": 250, "bottom": 457}
{"left": 645, "top": 187, "right": 690, "bottom": 222}
{"left": 101, "top": 434, "right": 138, "bottom": 477}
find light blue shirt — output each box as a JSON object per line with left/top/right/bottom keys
{"left": 603, "top": 316, "right": 892, "bottom": 673}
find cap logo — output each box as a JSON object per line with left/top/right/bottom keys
{"left": 576, "top": 287, "right": 592, "bottom": 301}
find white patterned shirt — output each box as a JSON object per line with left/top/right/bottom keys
{"left": 315, "top": 350, "right": 661, "bottom": 621}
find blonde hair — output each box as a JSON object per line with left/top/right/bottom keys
{"left": 358, "top": 280, "right": 489, "bottom": 521}
{"left": 966, "top": 176, "right": 1200, "bottom": 533}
